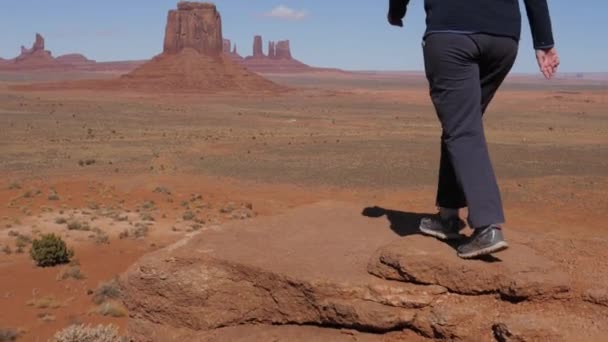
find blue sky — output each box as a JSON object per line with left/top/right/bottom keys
{"left": 0, "top": 1, "right": 606, "bottom": 72}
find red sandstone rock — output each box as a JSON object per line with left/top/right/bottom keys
{"left": 15, "top": 33, "right": 53, "bottom": 63}
{"left": 56, "top": 53, "right": 96, "bottom": 65}
{"left": 275, "top": 40, "right": 292, "bottom": 59}
{"left": 253, "top": 35, "right": 264, "bottom": 58}
{"left": 163, "top": 2, "right": 223, "bottom": 56}
{"left": 16, "top": 2, "right": 282, "bottom": 93}
{"left": 268, "top": 41, "right": 276, "bottom": 59}
{"left": 223, "top": 39, "right": 231, "bottom": 53}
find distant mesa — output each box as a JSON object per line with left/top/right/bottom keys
{"left": 223, "top": 39, "right": 243, "bottom": 62}
{"left": 17, "top": 33, "right": 52, "bottom": 60}
{"left": 15, "top": 2, "right": 282, "bottom": 94}
{"left": 118, "top": 1, "right": 281, "bottom": 92}
{"left": 241, "top": 35, "right": 310, "bottom": 73}
{"left": 12, "top": 33, "right": 58, "bottom": 68}
{"left": 55, "top": 53, "right": 96, "bottom": 65}
{"left": 0, "top": 33, "right": 143, "bottom": 72}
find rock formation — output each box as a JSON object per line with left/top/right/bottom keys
{"left": 17, "top": 2, "right": 281, "bottom": 93}
{"left": 55, "top": 53, "right": 96, "bottom": 65}
{"left": 18, "top": 33, "right": 47, "bottom": 57}
{"left": 274, "top": 40, "right": 292, "bottom": 59}
{"left": 1, "top": 33, "right": 142, "bottom": 72}
{"left": 13, "top": 33, "right": 55, "bottom": 66}
{"left": 222, "top": 39, "right": 231, "bottom": 54}
{"left": 120, "top": 201, "right": 608, "bottom": 340}
{"left": 242, "top": 35, "right": 311, "bottom": 73}
{"left": 163, "top": 2, "right": 223, "bottom": 56}
{"left": 222, "top": 39, "right": 243, "bottom": 61}
{"left": 253, "top": 35, "right": 264, "bottom": 58}
{"left": 117, "top": 2, "right": 280, "bottom": 92}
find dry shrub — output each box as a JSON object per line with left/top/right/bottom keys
{"left": 57, "top": 265, "right": 85, "bottom": 281}
{"left": 52, "top": 324, "right": 124, "bottom": 342}
{"left": 7, "top": 182, "right": 22, "bottom": 190}
{"left": 96, "top": 301, "right": 128, "bottom": 317}
{"left": 92, "top": 279, "right": 121, "bottom": 305}
{"left": 0, "top": 328, "right": 20, "bottom": 342}
{"left": 27, "top": 296, "right": 63, "bottom": 309}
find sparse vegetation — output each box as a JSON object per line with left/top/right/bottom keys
{"left": 141, "top": 201, "right": 156, "bottom": 210}
{"left": 2, "top": 243, "right": 13, "bottom": 255}
{"left": 7, "top": 181, "right": 22, "bottom": 190}
{"left": 113, "top": 214, "right": 128, "bottom": 222}
{"left": 182, "top": 210, "right": 195, "bottom": 221}
{"left": 38, "top": 312, "right": 56, "bottom": 322}
{"left": 91, "top": 230, "right": 110, "bottom": 245}
{"left": 92, "top": 279, "right": 121, "bottom": 305}
{"left": 153, "top": 186, "right": 171, "bottom": 195}
{"left": 15, "top": 233, "right": 32, "bottom": 249}
{"left": 78, "top": 159, "right": 97, "bottom": 167}
{"left": 67, "top": 220, "right": 90, "bottom": 231}
{"left": 27, "top": 296, "right": 63, "bottom": 309}
{"left": 57, "top": 265, "right": 85, "bottom": 281}
{"left": 52, "top": 324, "right": 123, "bottom": 342}
{"left": 139, "top": 212, "right": 155, "bottom": 221}
{"left": 118, "top": 229, "right": 129, "bottom": 239}
{"left": 55, "top": 217, "right": 68, "bottom": 224}
{"left": 0, "top": 328, "right": 20, "bottom": 341}
{"left": 96, "top": 301, "right": 128, "bottom": 317}
{"left": 30, "top": 234, "right": 74, "bottom": 267}
{"left": 48, "top": 190, "right": 60, "bottom": 201}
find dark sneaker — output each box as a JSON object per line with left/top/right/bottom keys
{"left": 457, "top": 225, "right": 509, "bottom": 259}
{"left": 419, "top": 215, "right": 466, "bottom": 240}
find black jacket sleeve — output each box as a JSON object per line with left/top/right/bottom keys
{"left": 523, "top": 0, "right": 555, "bottom": 49}
{"left": 389, "top": 0, "right": 409, "bottom": 19}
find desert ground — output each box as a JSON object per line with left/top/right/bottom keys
{"left": 0, "top": 70, "right": 607, "bottom": 341}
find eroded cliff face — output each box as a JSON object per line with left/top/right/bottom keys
{"left": 163, "top": 2, "right": 223, "bottom": 56}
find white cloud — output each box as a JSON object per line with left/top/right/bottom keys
{"left": 264, "top": 5, "right": 308, "bottom": 21}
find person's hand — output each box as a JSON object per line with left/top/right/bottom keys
{"left": 387, "top": 12, "right": 403, "bottom": 27}
{"left": 536, "top": 47, "right": 560, "bottom": 79}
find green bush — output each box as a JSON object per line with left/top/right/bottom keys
{"left": 30, "top": 234, "right": 74, "bottom": 267}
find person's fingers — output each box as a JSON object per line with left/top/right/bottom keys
{"left": 541, "top": 66, "right": 550, "bottom": 79}
{"left": 543, "top": 63, "right": 553, "bottom": 79}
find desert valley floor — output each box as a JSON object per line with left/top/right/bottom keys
{"left": 0, "top": 71, "right": 607, "bottom": 341}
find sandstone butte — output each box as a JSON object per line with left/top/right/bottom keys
{"left": 13, "top": 2, "right": 282, "bottom": 94}
{"left": 242, "top": 35, "right": 312, "bottom": 73}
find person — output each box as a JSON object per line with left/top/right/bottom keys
{"left": 387, "top": 0, "right": 559, "bottom": 259}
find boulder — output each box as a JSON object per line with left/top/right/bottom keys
{"left": 368, "top": 235, "right": 571, "bottom": 300}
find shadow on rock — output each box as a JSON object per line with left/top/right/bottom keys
{"left": 362, "top": 206, "right": 502, "bottom": 263}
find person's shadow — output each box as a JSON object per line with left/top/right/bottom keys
{"left": 361, "top": 206, "right": 501, "bottom": 262}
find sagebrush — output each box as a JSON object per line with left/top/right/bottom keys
{"left": 30, "top": 234, "right": 74, "bottom": 267}
{"left": 52, "top": 324, "right": 125, "bottom": 342}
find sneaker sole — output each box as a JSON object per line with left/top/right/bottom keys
{"left": 457, "top": 241, "right": 509, "bottom": 259}
{"left": 419, "top": 227, "right": 462, "bottom": 241}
